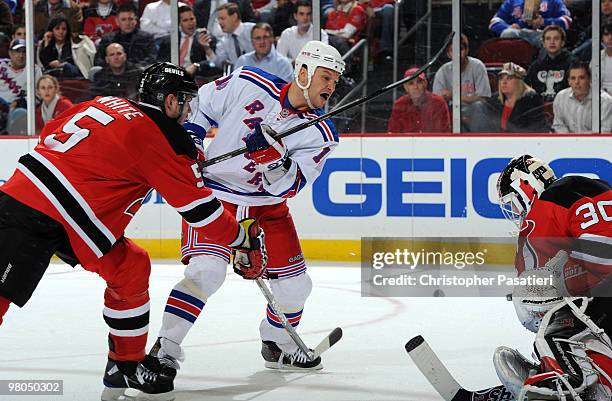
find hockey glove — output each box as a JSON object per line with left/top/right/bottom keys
{"left": 232, "top": 218, "right": 268, "bottom": 279}
{"left": 245, "top": 124, "right": 289, "bottom": 172}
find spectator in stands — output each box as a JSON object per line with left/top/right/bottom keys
{"left": 35, "top": 74, "right": 73, "bottom": 134}
{"left": 359, "top": 0, "right": 394, "bottom": 61}
{"left": 387, "top": 67, "right": 450, "bottom": 133}
{"left": 552, "top": 60, "right": 612, "bottom": 133}
{"left": 34, "top": 0, "right": 83, "bottom": 40}
{"left": 140, "top": 0, "right": 187, "bottom": 41}
{"left": 277, "top": 0, "right": 328, "bottom": 62}
{"left": 0, "top": 39, "right": 42, "bottom": 134}
{"left": 83, "top": 0, "right": 118, "bottom": 44}
{"left": 464, "top": 62, "right": 546, "bottom": 132}
{"left": 193, "top": 0, "right": 256, "bottom": 39}
{"left": 525, "top": 25, "right": 575, "bottom": 102}
{"left": 38, "top": 15, "right": 96, "bottom": 79}
{"left": 325, "top": 0, "right": 367, "bottom": 55}
{"left": 602, "top": 20, "right": 612, "bottom": 94}
{"left": 572, "top": 0, "right": 612, "bottom": 61}
{"left": 209, "top": 2, "right": 255, "bottom": 67}
{"left": 95, "top": 4, "right": 157, "bottom": 68}
{"left": 489, "top": 0, "right": 572, "bottom": 47}
{"left": 270, "top": 0, "right": 297, "bottom": 37}
{"left": 92, "top": 43, "right": 142, "bottom": 99}
{"left": 158, "top": 5, "right": 222, "bottom": 78}
{"left": 0, "top": 1, "right": 13, "bottom": 38}
{"left": 11, "top": 24, "right": 24, "bottom": 41}
{"left": 234, "top": 22, "right": 293, "bottom": 81}
{"left": 252, "top": 0, "right": 276, "bottom": 23}
{"left": 433, "top": 34, "right": 491, "bottom": 104}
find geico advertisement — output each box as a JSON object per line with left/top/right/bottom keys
{"left": 1, "top": 136, "right": 610, "bottom": 239}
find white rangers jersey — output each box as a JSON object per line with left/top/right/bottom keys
{"left": 0, "top": 59, "right": 41, "bottom": 103}
{"left": 185, "top": 66, "right": 339, "bottom": 206}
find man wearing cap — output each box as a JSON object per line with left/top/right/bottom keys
{"left": 0, "top": 39, "right": 42, "bottom": 134}
{"left": 388, "top": 67, "right": 450, "bottom": 133}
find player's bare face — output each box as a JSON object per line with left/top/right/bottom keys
{"left": 52, "top": 22, "right": 68, "bottom": 43}
{"left": 37, "top": 78, "right": 58, "bottom": 104}
{"left": 117, "top": 12, "right": 138, "bottom": 34}
{"left": 165, "top": 94, "right": 193, "bottom": 123}
{"left": 568, "top": 68, "right": 590, "bottom": 99}
{"left": 307, "top": 68, "right": 339, "bottom": 109}
{"left": 543, "top": 31, "right": 563, "bottom": 56}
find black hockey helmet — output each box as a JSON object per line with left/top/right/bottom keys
{"left": 138, "top": 62, "right": 198, "bottom": 116}
{"left": 496, "top": 155, "right": 557, "bottom": 227}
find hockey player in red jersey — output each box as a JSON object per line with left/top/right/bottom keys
{"left": 492, "top": 155, "right": 611, "bottom": 401}
{"left": 145, "top": 41, "right": 345, "bottom": 379}
{"left": 0, "top": 62, "right": 267, "bottom": 400}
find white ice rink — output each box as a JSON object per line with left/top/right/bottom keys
{"left": 0, "top": 262, "right": 535, "bottom": 401}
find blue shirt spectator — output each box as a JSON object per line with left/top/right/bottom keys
{"left": 234, "top": 22, "right": 293, "bottom": 82}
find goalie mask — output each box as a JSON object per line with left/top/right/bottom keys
{"left": 497, "top": 155, "right": 557, "bottom": 227}
{"left": 138, "top": 62, "right": 198, "bottom": 119}
{"left": 294, "top": 41, "right": 345, "bottom": 109}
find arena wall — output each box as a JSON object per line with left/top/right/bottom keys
{"left": 1, "top": 134, "right": 610, "bottom": 262}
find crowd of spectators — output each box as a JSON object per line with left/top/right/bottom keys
{"left": 1, "top": 0, "right": 611, "bottom": 134}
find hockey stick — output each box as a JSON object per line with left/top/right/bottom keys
{"left": 201, "top": 32, "right": 455, "bottom": 168}
{"left": 405, "top": 335, "right": 512, "bottom": 401}
{"left": 256, "top": 277, "right": 343, "bottom": 361}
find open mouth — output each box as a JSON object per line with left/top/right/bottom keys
{"left": 320, "top": 93, "right": 330, "bottom": 100}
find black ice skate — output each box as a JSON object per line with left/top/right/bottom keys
{"left": 261, "top": 341, "right": 323, "bottom": 371}
{"left": 146, "top": 338, "right": 180, "bottom": 380}
{"left": 101, "top": 357, "right": 174, "bottom": 401}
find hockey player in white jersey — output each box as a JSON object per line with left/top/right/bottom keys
{"left": 147, "top": 41, "right": 345, "bottom": 378}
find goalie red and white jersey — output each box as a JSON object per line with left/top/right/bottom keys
{"left": 184, "top": 66, "right": 338, "bottom": 206}
{"left": 515, "top": 176, "right": 611, "bottom": 295}
{"left": 0, "top": 96, "right": 239, "bottom": 267}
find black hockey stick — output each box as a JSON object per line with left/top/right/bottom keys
{"left": 256, "top": 277, "right": 343, "bottom": 362}
{"left": 202, "top": 32, "right": 455, "bottom": 168}
{"left": 405, "top": 335, "right": 513, "bottom": 401}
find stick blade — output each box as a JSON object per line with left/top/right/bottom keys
{"left": 405, "top": 336, "right": 462, "bottom": 401}
{"left": 313, "top": 327, "right": 343, "bottom": 359}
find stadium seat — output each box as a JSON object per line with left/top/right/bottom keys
{"left": 475, "top": 38, "right": 538, "bottom": 69}
{"left": 59, "top": 79, "right": 94, "bottom": 104}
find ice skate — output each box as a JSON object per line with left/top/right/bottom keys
{"left": 145, "top": 338, "right": 181, "bottom": 380}
{"left": 261, "top": 341, "right": 323, "bottom": 371}
{"left": 101, "top": 357, "right": 174, "bottom": 401}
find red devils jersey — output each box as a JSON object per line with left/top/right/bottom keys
{"left": 0, "top": 96, "right": 239, "bottom": 267}
{"left": 516, "top": 176, "right": 611, "bottom": 295}
{"left": 326, "top": 5, "right": 367, "bottom": 40}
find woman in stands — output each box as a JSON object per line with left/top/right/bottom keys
{"left": 38, "top": 16, "right": 96, "bottom": 79}
{"left": 35, "top": 75, "right": 73, "bottom": 135}
{"left": 466, "top": 62, "right": 547, "bottom": 133}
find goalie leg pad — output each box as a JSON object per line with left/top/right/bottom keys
{"left": 260, "top": 273, "right": 312, "bottom": 353}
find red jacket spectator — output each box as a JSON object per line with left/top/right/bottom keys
{"left": 388, "top": 67, "right": 450, "bottom": 133}
{"left": 83, "top": 1, "right": 119, "bottom": 43}
{"left": 326, "top": 0, "right": 367, "bottom": 42}
{"left": 35, "top": 95, "right": 73, "bottom": 134}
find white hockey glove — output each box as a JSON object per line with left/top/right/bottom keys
{"left": 245, "top": 124, "right": 291, "bottom": 184}
{"left": 512, "top": 269, "right": 564, "bottom": 333}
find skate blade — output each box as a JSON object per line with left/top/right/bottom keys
{"left": 264, "top": 361, "right": 324, "bottom": 371}
{"left": 101, "top": 388, "right": 175, "bottom": 401}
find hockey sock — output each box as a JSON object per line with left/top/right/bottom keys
{"left": 103, "top": 294, "right": 150, "bottom": 361}
{"left": 159, "top": 285, "right": 205, "bottom": 346}
{"left": 0, "top": 296, "right": 10, "bottom": 325}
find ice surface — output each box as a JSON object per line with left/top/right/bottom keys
{"left": 0, "top": 262, "right": 534, "bottom": 401}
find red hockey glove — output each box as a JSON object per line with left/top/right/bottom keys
{"left": 245, "top": 124, "right": 288, "bottom": 171}
{"left": 232, "top": 218, "right": 268, "bottom": 279}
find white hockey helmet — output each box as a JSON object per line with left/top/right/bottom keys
{"left": 497, "top": 155, "right": 557, "bottom": 227}
{"left": 294, "top": 40, "right": 345, "bottom": 92}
